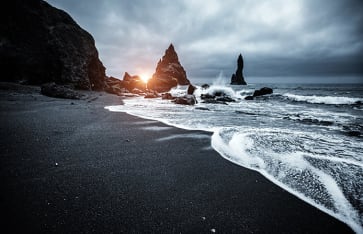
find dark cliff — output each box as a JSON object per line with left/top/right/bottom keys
{"left": 0, "top": 0, "right": 106, "bottom": 90}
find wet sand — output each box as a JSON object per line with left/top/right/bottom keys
{"left": 0, "top": 83, "right": 353, "bottom": 233}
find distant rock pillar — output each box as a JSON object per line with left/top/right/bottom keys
{"left": 230, "top": 54, "right": 247, "bottom": 85}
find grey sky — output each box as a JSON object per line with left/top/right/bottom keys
{"left": 46, "top": 0, "right": 363, "bottom": 81}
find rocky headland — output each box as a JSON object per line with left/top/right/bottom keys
{"left": 0, "top": 0, "right": 106, "bottom": 91}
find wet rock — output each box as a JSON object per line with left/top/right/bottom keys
{"left": 201, "top": 90, "right": 235, "bottom": 104}
{"left": 216, "top": 96, "right": 235, "bottom": 102}
{"left": 201, "top": 84, "right": 210, "bottom": 89}
{"left": 253, "top": 87, "right": 273, "bottom": 97}
{"left": 187, "top": 84, "right": 197, "bottom": 95}
{"left": 201, "top": 99, "right": 227, "bottom": 105}
{"left": 173, "top": 95, "right": 197, "bottom": 105}
{"left": 245, "top": 96, "right": 254, "bottom": 100}
{"left": 41, "top": 83, "right": 83, "bottom": 99}
{"left": 161, "top": 93, "right": 175, "bottom": 100}
{"left": 201, "top": 94, "right": 216, "bottom": 100}
{"left": 195, "top": 107, "right": 210, "bottom": 111}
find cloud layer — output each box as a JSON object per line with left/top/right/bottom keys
{"left": 47, "top": 0, "right": 363, "bottom": 80}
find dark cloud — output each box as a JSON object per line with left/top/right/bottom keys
{"left": 46, "top": 0, "right": 363, "bottom": 81}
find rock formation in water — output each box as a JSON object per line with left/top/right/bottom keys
{"left": 245, "top": 87, "right": 273, "bottom": 100}
{"left": 122, "top": 72, "right": 146, "bottom": 92}
{"left": 147, "top": 44, "right": 190, "bottom": 92}
{"left": 0, "top": 0, "right": 106, "bottom": 90}
{"left": 230, "top": 54, "right": 247, "bottom": 85}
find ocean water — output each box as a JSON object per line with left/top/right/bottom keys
{"left": 106, "top": 79, "right": 363, "bottom": 233}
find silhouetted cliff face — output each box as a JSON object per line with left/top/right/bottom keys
{"left": 230, "top": 54, "right": 247, "bottom": 85}
{"left": 148, "top": 44, "right": 190, "bottom": 92}
{"left": 0, "top": 0, "right": 105, "bottom": 90}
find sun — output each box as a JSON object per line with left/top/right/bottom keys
{"left": 140, "top": 74, "right": 151, "bottom": 83}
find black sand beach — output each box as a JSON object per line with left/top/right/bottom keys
{"left": 0, "top": 84, "right": 353, "bottom": 233}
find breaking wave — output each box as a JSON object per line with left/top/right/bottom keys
{"left": 105, "top": 82, "right": 363, "bottom": 233}
{"left": 283, "top": 93, "right": 363, "bottom": 105}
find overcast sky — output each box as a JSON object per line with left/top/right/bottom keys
{"left": 46, "top": 0, "right": 363, "bottom": 82}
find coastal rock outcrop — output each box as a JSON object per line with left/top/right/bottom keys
{"left": 245, "top": 87, "right": 273, "bottom": 100}
{"left": 161, "top": 93, "right": 175, "bottom": 100}
{"left": 147, "top": 44, "right": 190, "bottom": 92}
{"left": 230, "top": 54, "right": 247, "bottom": 85}
{"left": 104, "top": 73, "right": 147, "bottom": 95}
{"left": 173, "top": 95, "right": 197, "bottom": 105}
{"left": 201, "top": 90, "right": 236, "bottom": 105}
{"left": 122, "top": 72, "right": 146, "bottom": 92}
{"left": 41, "top": 83, "right": 83, "bottom": 99}
{"left": 253, "top": 87, "right": 273, "bottom": 97}
{"left": 187, "top": 84, "right": 197, "bottom": 95}
{"left": 0, "top": 0, "right": 105, "bottom": 90}
{"left": 104, "top": 76, "right": 126, "bottom": 95}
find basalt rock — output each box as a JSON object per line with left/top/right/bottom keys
{"left": 104, "top": 76, "right": 125, "bottom": 95}
{"left": 187, "top": 84, "right": 196, "bottom": 95}
{"left": 0, "top": 0, "right": 106, "bottom": 90}
{"left": 161, "top": 93, "right": 175, "bottom": 100}
{"left": 148, "top": 44, "right": 190, "bottom": 92}
{"left": 230, "top": 54, "right": 247, "bottom": 85}
{"left": 41, "top": 83, "right": 83, "bottom": 99}
{"left": 201, "top": 84, "right": 210, "bottom": 89}
{"left": 122, "top": 72, "right": 146, "bottom": 92}
{"left": 173, "top": 95, "right": 197, "bottom": 105}
{"left": 201, "top": 92, "right": 235, "bottom": 104}
{"left": 253, "top": 87, "right": 273, "bottom": 97}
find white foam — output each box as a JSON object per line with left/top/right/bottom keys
{"left": 156, "top": 133, "right": 210, "bottom": 141}
{"left": 212, "top": 71, "right": 228, "bottom": 86}
{"left": 284, "top": 93, "right": 362, "bottom": 105}
{"left": 211, "top": 128, "right": 363, "bottom": 234}
{"left": 132, "top": 120, "right": 159, "bottom": 125}
{"left": 105, "top": 93, "right": 363, "bottom": 233}
{"left": 141, "top": 126, "right": 173, "bottom": 131}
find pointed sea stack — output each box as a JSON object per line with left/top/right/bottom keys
{"left": 230, "top": 54, "right": 247, "bottom": 85}
{"left": 147, "top": 44, "right": 190, "bottom": 92}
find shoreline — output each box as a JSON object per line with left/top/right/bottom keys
{"left": 0, "top": 83, "right": 354, "bottom": 233}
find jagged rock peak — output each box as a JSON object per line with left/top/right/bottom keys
{"left": 163, "top": 44, "right": 178, "bottom": 63}
{"left": 231, "top": 53, "right": 247, "bottom": 85}
{"left": 148, "top": 43, "right": 190, "bottom": 92}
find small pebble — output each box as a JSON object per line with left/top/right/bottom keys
{"left": 55, "top": 162, "right": 58, "bottom": 166}
{"left": 211, "top": 228, "right": 216, "bottom": 233}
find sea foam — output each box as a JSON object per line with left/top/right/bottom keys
{"left": 105, "top": 82, "right": 363, "bottom": 233}
{"left": 283, "top": 93, "right": 362, "bottom": 105}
